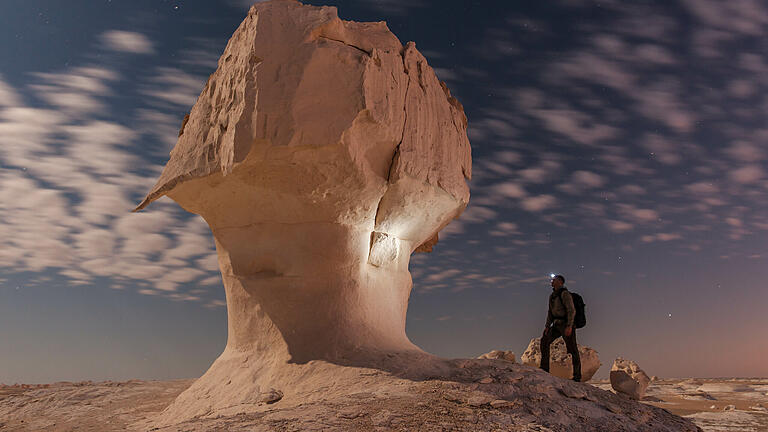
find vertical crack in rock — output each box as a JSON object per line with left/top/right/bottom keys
{"left": 368, "top": 46, "right": 411, "bottom": 262}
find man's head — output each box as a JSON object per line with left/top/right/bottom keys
{"left": 551, "top": 274, "right": 565, "bottom": 289}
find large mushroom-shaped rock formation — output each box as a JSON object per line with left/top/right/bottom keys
{"left": 611, "top": 357, "right": 651, "bottom": 400}
{"left": 521, "top": 337, "right": 602, "bottom": 382}
{"left": 132, "top": 2, "right": 703, "bottom": 430}
{"left": 136, "top": 0, "right": 470, "bottom": 424}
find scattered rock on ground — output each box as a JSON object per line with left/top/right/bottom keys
{"left": 477, "top": 350, "right": 516, "bottom": 363}
{"left": 520, "top": 337, "right": 601, "bottom": 381}
{"left": 259, "top": 389, "right": 283, "bottom": 404}
{"left": 611, "top": 358, "right": 651, "bottom": 400}
{"left": 0, "top": 367, "right": 709, "bottom": 432}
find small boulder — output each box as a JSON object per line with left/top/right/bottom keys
{"left": 520, "top": 338, "right": 601, "bottom": 381}
{"left": 258, "top": 388, "right": 283, "bottom": 404}
{"left": 477, "top": 350, "right": 516, "bottom": 363}
{"left": 610, "top": 358, "right": 650, "bottom": 400}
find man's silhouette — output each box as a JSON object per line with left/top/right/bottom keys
{"left": 540, "top": 274, "right": 581, "bottom": 382}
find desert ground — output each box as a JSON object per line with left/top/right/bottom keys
{"left": 599, "top": 378, "right": 768, "bottom": 431}
{"left": 2, "top": 364, "right": 764, "bottom": 431}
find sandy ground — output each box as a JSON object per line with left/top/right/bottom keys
{"left": 2, "top": 371, "right": 762, "bottom": 431}
{"left": 594, "top": 378, "right": 768, "bottom": 431}
{"left": 0, "top": 380, "right": 192, "bottom": 431}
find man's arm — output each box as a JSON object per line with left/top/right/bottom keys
{"left": 545, "top": 308, "right": 553, "bottom": 329}
{"left": 562, "top": 291, "right": 576, "bottom": 328}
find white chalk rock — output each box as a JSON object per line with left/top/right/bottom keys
{"left": 520, "top": 337, "right": 601, "bottom": 382}
{"left": 610, "top": 358, "right": 651, "bottom": 400}
{"left": 136, "top": 0, "right": 470, "bottom": 425}
{"left": 477, "top": 350, "right": 516, "bottom": 363}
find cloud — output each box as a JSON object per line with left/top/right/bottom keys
{"left": 518, "top": 160, "right": 561, "bottom": 184}
{"left": 559, "top": 170, "right": 606, "bottom": 194}
{"left": 356, "top": 0, "right": 426, "bottom": 15}
{"left": 433, "top": 67, "right": 458, "bottom": 82}
{"left": 618, "top": 184, "right": 646, "bottom": 195}
{"left": 532, "top": 108, "right": 619, "bottom": 146}
{"left": 607, "top": 220, "right": 634, "bottom": 233}
{"left": 730, "top": 165, "right": 764, "bottom": 184}
{"left": 681, "top": 0, "right": 768, "bottom": 36}
{"left": 493, "top": 182, "right": 526, "bottom": 199}
{"left": 724, "top": 141, "right": 763, "bottom": 162}
{"left": 101, "top": 30, "right": 155, "bottom": 54}
{"left": 425, "top": 269, "right": 461, "bottom": 282}
{"left": 459, "top": 205, "right": 497, "bottom": 223}
{"left": 633, "top": 44, "right": 676, "bottom": 65}
{"left": 28, "top": 67, "right": 120, "bottom": 116}
{"left": 489, "top": 222, "right": 519, "bottom": 237}
{"left": 631, "top": 83, "right": 695, "bottom": 133}
{"left": 520, "top": 195, "right": 556, "bottom": 212}
{"left": 618, "top": 204, "right": 659, "bottom": 223}
{"left": 0, "top": 75, "right": 21, "bottom": 107}
{"left": 642, "top": 134, "right": 681, "bottom": 165}
{"left": 641, "top": 233, "right": 682, "bottom": 243}
{"left": 686, "top": 182, "right": 719, "bottom": 195}
{"left": 225, "top": 0, "right": 268, "bottom": 10}
{"left": 0, "top": 68, "right": 220, "bottom": 304}
{"left": 141, "top": 67, "right": 206, "bottom": 107}
{"left": 572, "top": 171, "right": 606, "bottom": 188}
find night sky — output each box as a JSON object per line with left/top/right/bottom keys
{"left": 1, "top": 0, "right": 767, "bottom": 384}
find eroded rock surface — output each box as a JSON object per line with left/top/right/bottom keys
{"left": 611, "top": 358, "right": 651, "bottom": 400}
{"left": 477, "top": 350, "right": 516, "bottom": 363}
{"left": 521, "top": 337, "right": 601, "bottom": 382}
{"left": 136, "top": 0, "right": 470, "bottom": 426}
{"left": 131, "top": 1, "right": 701, "bottom": 431}
{"left": 0, "top": 363, "right": 705, "bottom": 432}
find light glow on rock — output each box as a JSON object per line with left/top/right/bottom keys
{"left": 368, "top": 231, "right": 399, "bottom": 267}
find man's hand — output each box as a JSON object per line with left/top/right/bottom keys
{"left": 564, "top": 326, "right": 573, "bottom": 337}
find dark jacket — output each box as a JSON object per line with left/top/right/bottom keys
{"left": 545, "top": 287, "right": 576, "bottom": 329}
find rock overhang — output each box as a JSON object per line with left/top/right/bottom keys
{"left": 136, "top": 0, "right": 471, "bottom": 256}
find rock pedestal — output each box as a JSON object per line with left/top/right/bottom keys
{"left": 131, "top": 2, "right": 702, "bottom": 431}
{"left": 136, "top": 0, "right": 470, "bottom": 425}
{"left": 610, "top": 357, "right": 651, "bottom": 400}
{"left": 520, "top": 337, "right": 601, "bottom": 382}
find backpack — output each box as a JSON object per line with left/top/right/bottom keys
{"left": 565, "top": 291, "right": 587, "bottom": 329}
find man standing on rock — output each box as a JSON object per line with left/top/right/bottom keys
{"left": 540, "top": 274, "right": 581, "bottom": 382}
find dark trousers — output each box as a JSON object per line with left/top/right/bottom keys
{"left": 539, "top": 324, "right": 581, "bottom": 381}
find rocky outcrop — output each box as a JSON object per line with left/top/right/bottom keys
{"left": 477, "top": 350, "right": 516, "bottom": 363}
{"left": 136, "top": 0, "right": 470, "bottom": 425}
{"left": 0, "top": 364, "right": 703, "bottom": 432}
{"left": 611, "top": 358, "right": 651, "bottom": 400}
{"left": 520, "top": 337, "right": 601, "bottom": 382}
{"left": 131, "top": 2, "right": 702, "bottom": 431}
